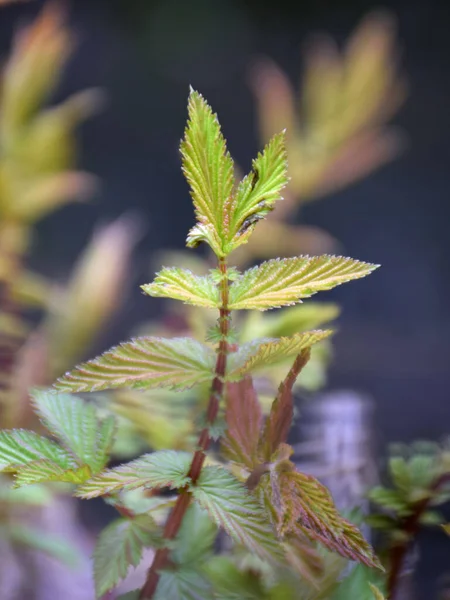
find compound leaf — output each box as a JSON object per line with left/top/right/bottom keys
{"left": 221, "top": 378, "right": 263, "bottom": 470}
{"left": 94, "top": 514, "right": 163, "bottom": 597}
{"left": 0, "top": 429, "right": 74, "bottom": 472}
{"left": 227, "top": 330, "right": 332, "bottom": 379}
{"left": 228, "top": 256, "right": 379, "bottom": 310}
{"left": 142, "top": 267, "right": 220, "bottom": 309}
{"left": 55, "top": 337, "right": 216, "bottom": 393}
{"left": 182, "top": 89, "right": 235, "bottom": 256}
{"left": 191, "top": 466, "right": 283, "bottom": 563}
{"left": 32, "top": 390, "right": 115, "bottom": 473}
{"left": 77, "top": 450, "right": 192, "bottom": 498}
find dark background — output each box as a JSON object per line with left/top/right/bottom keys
{"left": 1, "top": 0, "right": 449, "bottom": 596}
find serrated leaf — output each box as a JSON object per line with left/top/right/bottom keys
{"left": 221, "top": 378, "right": 263, "bottom": 470}
{"left": 93, "top": 514, "right": 163, "bottom": 597}
{"left": 260, "top": 464, "right": 381, "bottom": 569}
{"left": 259, "top": 349, "right": 310, "bottom": 461}
{"left": 154, "top": 568, "right": 213, "bottom": 600}
{"left": 182, "top": 89, "right": 235, "bottom": 256}
{"left": 14, "top": 461, "right": 92, "bottom": 486}
{"left": 172, "top": 503, "right": 217, "bottom": 566}
{"left": 227, "top": 330, "right": 332, "bottom": 379}
{"left": 226, "top": 131, "right": 288, "bottom": 251}
{"left": 55, "top": 337, "right": 216, "bottom": 393}
{"left": 228, "top": 256, "right": 379, "bottom": 310}
{"left": 142, "top": 267, "right": 220, "bottom": 309}
{"left": 77, "top": 450, "right": 192, "bottom": 498}
{"left": 32, "top": 390, "right": 115, "bottom": 473}
{"left": 191, "top": 466, "right": 282, "bottom": 563}
{"left": 0, "top": 429, "right": 74, "bottom": 472}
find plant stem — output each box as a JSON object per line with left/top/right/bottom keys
{"left": 386, "top": 473, "right": 450, "bottom": 598}
{"left": 139, "top": 258, "right": 230, "bottom": 600}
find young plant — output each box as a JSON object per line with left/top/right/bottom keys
{"left": 0, "top": 89, "right": 381, "bottom": 599}
{"left": 368, "top": 441, "right": 450, "bottom": 598}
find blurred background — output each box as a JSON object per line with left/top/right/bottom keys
{"left": 0, "top": 0, "right": 449, "bottom": 598}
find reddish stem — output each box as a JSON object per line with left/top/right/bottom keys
{"left": 139, "top": 259, "right": 230, "bottom": 599}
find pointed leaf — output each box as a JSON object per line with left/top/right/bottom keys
{"left": 0, "top": 429, "right": 74, "bottom": 472}
{"left": 142, "top": 267, "right": 220, "bottom": 309}
{"left": 227, "top": 330, "right": 332, "bottom": 379}
{"left": 182, "top": 89, "right": 235, "bottom": 256}
{"left": 154, "top": 568, "right": 213, "bottom": 600}
{"left": 259, "top": 349, "right": 310, "bottom": 460}
{"left": 228, "top": 256, "right": 379, "bottom": 310}
{"left": 55, "top": 337, "right": 216, "bottom": 393}
{"left": 14, "top": 461, "right": 92, "bottom": 487}
{"left": 191, "top": 466, "right": 283, "bottom": 563}
{"left": 94, "top": 514, "right": 163, "bottom": 597}
{"left": 228, "top": 131, "right": 288, "bottom": 250}
{"left": 221, "top": 378, "right": 263, "bottom": 470}
{"left": 77, "top": 450, "right": 192, "bottom": 498}
{"left": 32, "top": 390, "right": 115, "bottom": 473}
{"left": 260, "top": 465, "right": 381, "bottom": 569}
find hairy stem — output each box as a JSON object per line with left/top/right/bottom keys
{"left": 139, "top": 257, "right": 230, "bottom": 599}
{"left": 387, "top": 473, "right": 450, "bottom": 598}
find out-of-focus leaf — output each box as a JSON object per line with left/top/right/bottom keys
{"left": 10, "top": 524, "right": 81, "bottom": 566}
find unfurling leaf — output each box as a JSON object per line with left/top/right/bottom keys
{"left": 227, "top": 330, "right": 332, "bottom": 379}
{"left": 221, "top": 378, "right": 263, "bottom": 470}
{"left": 260, "top": 463, "right": 381, "bottom": 569}
{"left": 228, "top": 131, "right": 288, "bottom": 250}
{"left": 93, "top": 514, "right": 163, "bottom": 597}
{"left": 142, "top": 267, "right": 220, "bottom": 309}
{"left": 55, "top": 337, "right": 216, "bottom": 393}
{"left": 259, "top": 349, "right": 310, "bottom": 461}
{"left": 32, "top": 390, "right": 115, "bottom": 473}
{"left": 191, "top": 466, "right": 283, "bottom": 563}
{"left": 182, "top": 89, "right": 234, "bottom": 256}
{"left": 228, "top": 255, "right": 379, "bottom": 310}
{"left": 77, "top": 450, "right": 192, "bottom": 498}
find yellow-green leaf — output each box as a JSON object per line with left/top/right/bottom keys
{"left": 54, "top": 337, "right": 216, "bottom": 393}
{"left": 228, "top": 255, "right": 379, "bottom": 310}
{"left": 182, "top": 89, "right": 235, "bottom": 256}
{"left": 142, "top": 267, "right": 220, "bottom": 309}
{"left": 227, "top": 330, "right": 332, "bottom": 379}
